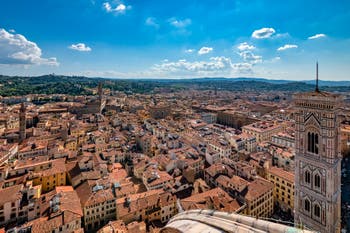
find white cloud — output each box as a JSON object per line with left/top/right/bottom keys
{"left": 308, "top": 33, "right": 326, "bottom": 40}
{"left": 168, "top": 18, "right": 192, "bottom": 28}
{"left": 252, "top": 27, "right": 276, "bottom": 39}
{"left": 77, "top": 56, "right": 257, "bottom": 78}
{"left": 145, "top": 17, "right": 159, "bottom": 29}
{"left": 115, "top": 4, "right": 126, "bottom": 11}
{"left": 277, "top": 44, "right": 298, "bottom": 51}
{"left": 237, "top": 42, "right": 255, "bottom": 51}
{"left": 103, "top": 2, "right": 113, "bottom": 11}
{"left": 69, "top": 43, "right": 91, "bottom": 52}
{"left": 198, "top": 46, "right": 213, "bottom": 55}
{"left": 103, "top": 2, "right": 131, "bottom": 14}
{"left": 0, "top": 28, "right": 58, "bottom": 66}
{"left": 238, "top": 51, "right": 262, "bottom": 64}
{"left": 150, "top": 56, "right": 253, "bottom": 77}
{"left": 185, "top": 49, "right": 194, "bottom": 53}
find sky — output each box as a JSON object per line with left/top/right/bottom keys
{"left": 0, "top": 0, "right": 350, "bottom": 80}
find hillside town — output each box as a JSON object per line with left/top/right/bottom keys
{"left": 0, "top": 83, "right": 349, "bottom": 233}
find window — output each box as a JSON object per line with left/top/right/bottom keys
{"left": 304, "top": 199, "right": 310, "bottom": 212}
{"left": 305, "top": 170, "right": 311, "bottom": 184}
{"left": 307, "top": 132, "right": 319, "bottom": 154}
{"left": 314, "top": 204, "right": 321, "bottom": 218}
{"left": 314, "top": 174, "right": 321, "bottom": 188}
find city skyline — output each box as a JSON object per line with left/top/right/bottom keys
{"left": 1, "top": 0, "right": 350, "bottom": 80}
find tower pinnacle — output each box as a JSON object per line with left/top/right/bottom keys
{"left": 315, "top": 61, "right": 319, "bottom": 92}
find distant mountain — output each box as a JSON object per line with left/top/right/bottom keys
{"left": 191, "top": 77, "right": 350, "bottom": 86}
{"left": 1, "top": 74, "right": 350, "bottom": 97}
{"left": 302, "top": 80, "right": 350, "bottom": 87}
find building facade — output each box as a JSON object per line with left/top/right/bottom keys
{"left": 242, "top": 121, "right": 284, "bottom": 143}
{"left": 242, "top": 177, "right": 274, "bottom": 218}
{"left": 266, "top": 166, "right": 294, "bottom": 213}
{"left": 294, "top": 88, "right": 342, "bottom": 233}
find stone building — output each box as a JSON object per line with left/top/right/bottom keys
{"left": 293, "top": 67, "right": 342, "bottom": 233}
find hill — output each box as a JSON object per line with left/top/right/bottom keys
{"left": 0, "top": 74, "right": 349, "bottom": 97}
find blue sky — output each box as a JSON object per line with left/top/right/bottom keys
{"left": 0, "top": 0, "right": 350, "bottom": 80}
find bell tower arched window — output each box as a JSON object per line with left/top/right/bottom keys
{"left": 305, "top": 170, "right": 311, "bottom": 184}
{"left": 304, "top": 199, "right": 311, "bottom": 212}
{"left": 307, "top": 132, "right": 319, "bottom": 154}
{"left": 314, "top": 174, "right": 321, "bottom": 188}
{"left": 314, "top": 204, "right": 321, "bottom": 218}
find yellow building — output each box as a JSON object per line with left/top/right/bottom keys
{"left": 65, "top": 136, "right": 78, "bottom": 151}
{"left": 242, "top": 177, "right": 274, "bottom": 218}
{"left": 266, "top": 166, "right": 294, "bottom": 213}
{"left": 70, "top": 125, "right": 87, "bottom": 146}
{"left": 32, "top": 159, "right": 67, "bottom": 193}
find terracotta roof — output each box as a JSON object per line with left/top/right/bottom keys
{"left": 23, "top": 212, "right": 81, "bottom": 233}
{"left": 33, "top": 158, "right": 66, "bottom": 177}
{"left": 181, "top": 187, "right": 240, "bottom": 212}
{"left": 0, "top": 184, "right": 23, "bottom": 205}
{"left": 97, "top": 220, "right": 127, "bottom": 233}
{"left": 245, "top": 178, "right": 273, "bottom": 201}
{"left": 76, "top": 181, "right": 115, "bottom": 207}
{"left": 268, "top": 166, "right": 294, "bottom": 183}
{"left": 116, "top": 189, "right": 176, "bottom": 219}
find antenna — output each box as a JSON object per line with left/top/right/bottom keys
{"left": 315, "top": 61, "right": 319, "bottom": 92}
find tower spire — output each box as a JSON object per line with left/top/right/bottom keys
{"left": 315, "top": 61, "right": 319, "bottom": 92}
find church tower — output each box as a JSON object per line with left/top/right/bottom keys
{"left": 19, "top": 102, "right": 26, "bottom": 143}
{"left": 294, "top": 63, "right": 342, "bottom": 233}
{"left": 98, "top": 82, "right": 103, "bottom": 102}
{"left": 97, "top": 82, "right": 105, "bottom": 113}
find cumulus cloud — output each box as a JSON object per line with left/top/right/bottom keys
{"left": 69, "top": 43, "right": 91, "bottom": 52}
{"left": 277, "top": 44, "right": 298, "bottom": 51}
{"left": 168, "top": 18, "right": 192, "bottom": 28}
{"left": 252, "top": 27, "right": 275, "bottom": 39}
{"left": 237, "top": 42, "right": 255, "bottom": 51}
{"left": 145, "top": 17, "right": 159, "bottom": 29}
{"left": 0, "top": 28, "right": 58, "bottom": 66}
{"left": 308, "top": 33, "right": 326, "bottom": 40}
{"left": 236, "top": 42, "right": 261, "bottom": 64}
{"left": 78, "top": 56, "right": 257, "bottom": 78}
{"left": 150, "top": 56, "right": 253, "bottom": 77}
{"left": 198, "top": 47, "right": 213, "bottom": 55}
{"left": 103, "top": 2, "right": 131, "bottom": 14}
{"left": 238, "top": 51, "right": 262, "bottom": 64}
